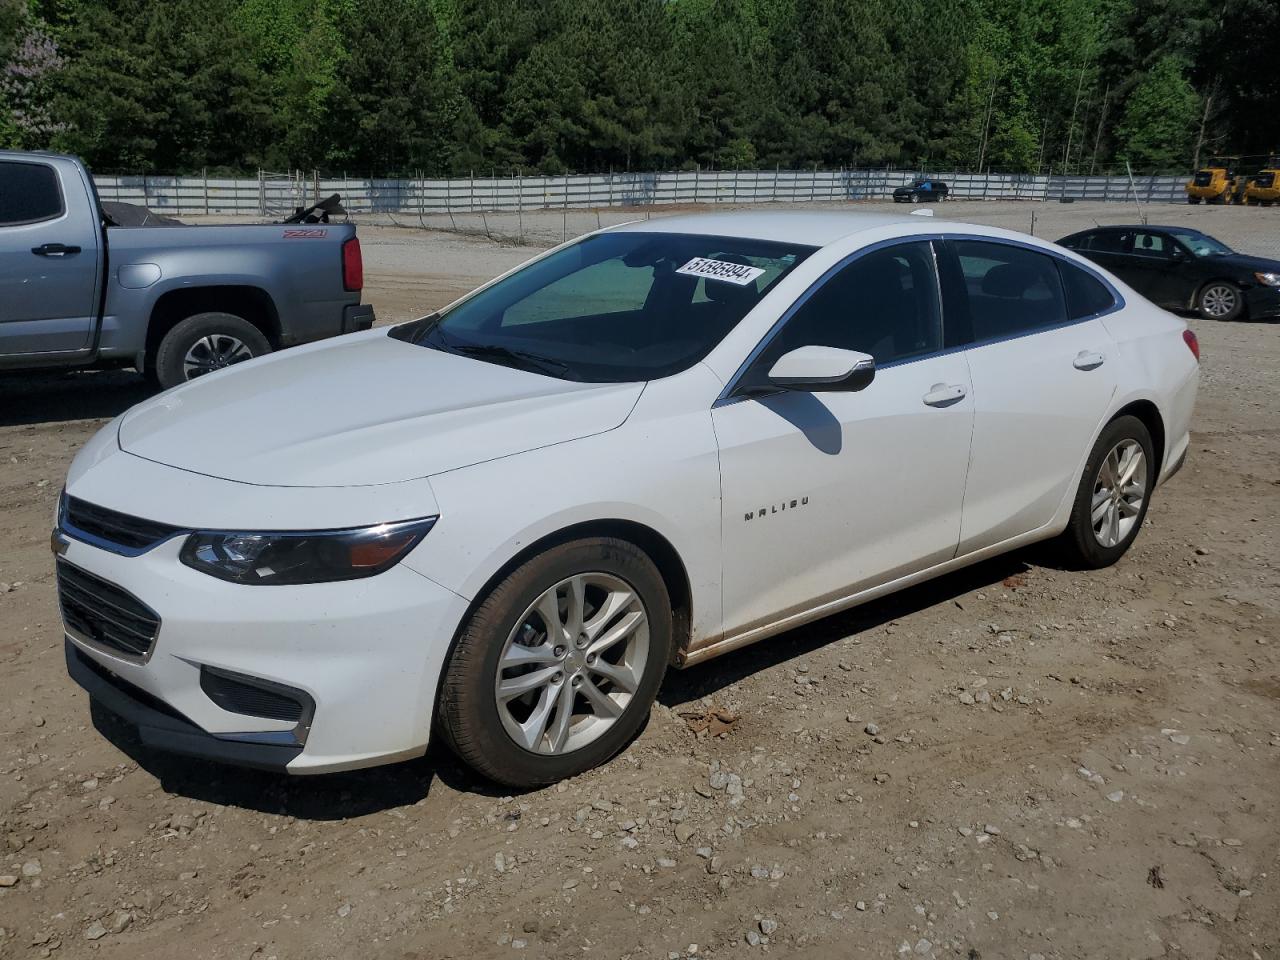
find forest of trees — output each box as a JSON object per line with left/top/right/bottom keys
{"left": 2, "top": 0, "right": 1277, "bottom": 177}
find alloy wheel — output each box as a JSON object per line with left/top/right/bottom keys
{"left": 182, "top": 334, "right": 254, "bottom": 379}
{"left": 494, "top": 573, "right": 649, "bottom": 755}
{"left": 1200, "top": 284, "right": 1237, "bottom": 319}
{"left": 1091, "top": 439, "right": 1147, "bottom": 548}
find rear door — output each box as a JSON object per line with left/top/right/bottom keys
{"left": 1126, "top": 230, "right": 1180, "bottom": 305}
{"left": 939, "top": 239, "right": 1118, "bottom": 554}
{"left": 0, "top": 157, "right": 101, "bottom": 357}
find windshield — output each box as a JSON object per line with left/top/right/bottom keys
{"left": 1169, "top": 230, "right": 1233, "bottom": 257}
{"left": 390, "top": 232, "right": 815, "bottom": 382}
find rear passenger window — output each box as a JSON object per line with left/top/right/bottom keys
{"left": 953, "top": 240, "right": 1066, "bottom": 342}
{"left": 0, "top": 161, "right": 64, "bottom": 225}
{"left": 1083, "top": 231, "right": 1129, "bottom": 254}
{"left": 759, "top": 241, "right": 942, "bottom": 369}
{"left": 1058, "top": 261, "right": 1116, "bottom": 319}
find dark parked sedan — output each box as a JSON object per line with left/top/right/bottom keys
{"left": 892, "top": 178, "right": 949, "bottom": 203}
{"left": 1058, "top": 225, "right": 1280, "bottom": 321}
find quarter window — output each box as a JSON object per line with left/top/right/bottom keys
{"left": 746, "top": 241, "right": 942, "bottom": 384}
{"left": 952, "top": 240, "right": 1067, "bottom": 342}
{"left": 1058, "top": 261, "right": 1116, "bottom": 319}
{"left": 0, "top": 161, "right": 64, "bottom": 226}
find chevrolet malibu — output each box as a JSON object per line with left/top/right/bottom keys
{"left": 55, "top": 212, "right": 1200, "bottom": 787}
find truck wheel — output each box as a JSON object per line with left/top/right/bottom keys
{"left": 1186, "top": 196, "right": 1199, "bottom": 204}
{"left": 151, "top": 312, "right": 271, "bottom": 389}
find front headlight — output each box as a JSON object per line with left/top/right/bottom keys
{"left": 1254, "top": 271, "right": 1280, "bottom": 287}
{"left": 179, "top": 517, "right": 436, "bottom": 585}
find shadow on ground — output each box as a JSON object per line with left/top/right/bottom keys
{"left": 659, "top": 551, "right": 1035, "bottom": 706}
{"left": 0, "top": 369, "right": 156, "bottom": 427}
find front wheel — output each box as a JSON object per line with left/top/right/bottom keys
{"left": 151, "top": 312, "right": 271, "bottom": 389}
{"left": 1056, "top": 415, "right": 1155, "bottom": 569}
{"left": 439, "top": 538, "right": 672, "bottom": 787}
{"left": 1198, "top": 281, "right": 1244, "bottom": 321}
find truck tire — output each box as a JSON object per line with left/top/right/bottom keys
{"left": 1186, "top": 196, "right": 1200, "bottom": 204}
{"left": 151, "top": 312, "right": 271, "bottom": 390}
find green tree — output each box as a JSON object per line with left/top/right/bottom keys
{"left": 1114, "top": 53, "right": 1198, "bottom": 170}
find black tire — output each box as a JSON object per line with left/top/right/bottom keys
{"left": 1056, "top": 415, "right": 1155, "bottom": 569}
{"left": 1197, "top": 281, "right": 1245, "bottom": 321}
{"left": 151, "top": 312, "right": 271, "bottom": 390}
{"left": 439, "top": 537, "right": 672, "bottom": 788}
{"left": 1186, "top": 196, "right": 1200, "bottom": 204}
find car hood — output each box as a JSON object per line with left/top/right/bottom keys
{"left": 117, "top": 332, "right": 644, "bottom": 487}
{"left": 1220, "top": 252, "right": 1280, "bottom": 274}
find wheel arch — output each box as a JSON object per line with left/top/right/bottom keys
{"left": 441, "top": 518, "right": 695, "bottom": 676}
{"left": 145, "top": 285, "right": 282, "bottom": 364}
{"left": 1110, "top": 398, "right": 1166, "bottom": 472}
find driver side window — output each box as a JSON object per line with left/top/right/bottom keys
{"left": 747, "top": 241, "right": 943, "bottom": 386}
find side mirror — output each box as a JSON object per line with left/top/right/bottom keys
{"left": 767, "top": 346, "right": 876, "bottom": 393}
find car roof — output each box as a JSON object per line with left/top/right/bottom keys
{"left": 608, "top": 210, "right": 950, "bottom": 247}
{"left": 1084, "top": 224, "right": 1194, "bottom": 232}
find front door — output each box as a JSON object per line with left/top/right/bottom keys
{"left": 0, "top": 158, "right": 100, "bottom": 357}
{"left": 714, "top": 240, "right": 974, "bottom": 639}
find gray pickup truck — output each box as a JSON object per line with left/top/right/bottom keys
{"left": 0, "top": 151, "right": 373, "bottom": 389}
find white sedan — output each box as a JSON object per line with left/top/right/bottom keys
{"left": 55, "top": 212, "right": 1199, "bottom": 786}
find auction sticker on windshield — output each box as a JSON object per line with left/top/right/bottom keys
{"left": 676, "top": 257, "right": 766, "bottom": 286}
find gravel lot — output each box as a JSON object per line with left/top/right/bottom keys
{"left": 1, "top": 200, "right": 1277, "bottom": 959}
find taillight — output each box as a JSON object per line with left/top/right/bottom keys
{"left": 342, "top": 236, "right": 363, "bottom": 292}
{"left": 1182, "top": 329, "right": 1200, "bottom": 361}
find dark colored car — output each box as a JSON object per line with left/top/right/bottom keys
{"left": 1058, "top": 225, "right": 1280, "bottom": 321}
{"left": 892, "top": 178, "right": 949, "bottom": 203}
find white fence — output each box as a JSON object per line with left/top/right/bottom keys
{"left": 91, "top": 168, "right": 1188, "bottom": 218}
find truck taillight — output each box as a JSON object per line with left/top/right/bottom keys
{"left": 1182, "top": 329, "right": 1199, "bottom": 361}
{"left": 342, "top": 237, "right": 363, "bottom": 292}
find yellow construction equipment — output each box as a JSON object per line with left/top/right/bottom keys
{"left": 1185, "top": 156, "right": 1242, "bottom": 204}
{"left": 1243, "top": 154, "right": 1280, "bottom": 206}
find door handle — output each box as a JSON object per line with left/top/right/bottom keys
{"left": 31, "top": 243, "right": 82, "bottom": 257}
{"left": 922, "top": 383, "right": 967, "bottom": 407}
{"left": 1073, "top": 350, "right": 1106, "bottom": 371}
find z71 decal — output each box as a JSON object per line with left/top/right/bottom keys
{"left": 282, "top": 228, "right": 328, "bottom": 238}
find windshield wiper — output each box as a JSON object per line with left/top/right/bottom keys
{"left": 421, "top": 325, "right": 569, "bottom": 377}
{"left": 454, "top": 342, "right": 569, "bottom": 376}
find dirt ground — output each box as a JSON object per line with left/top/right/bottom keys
{"left": 1, "top": 200, "right": 1278, "bottom": 960}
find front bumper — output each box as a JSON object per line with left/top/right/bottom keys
{"left": 1244, "top": 284, "right": 1280, "bottom": 319}
{"left": 57, "top": 530, "right": 469, "bottom": 774}
{"left": 67, "top": 639, "right": 304, "bottom": 772}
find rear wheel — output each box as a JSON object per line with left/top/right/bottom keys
{"left": 151, "top": 312, "right": 271, "bottom": 389}
{"left": 1186, "top": 196, "right": 1200, "bottom": 204}
{"left": 1198, "top": 281, "right": 1244, "bottom": 321}
{"left": 439, "top": 538, "right": 672, "bottom": 787}
{"left": 1056, "top": 415, "right": 1155, "bottom": 569}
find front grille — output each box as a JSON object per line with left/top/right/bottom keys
{"left": 200, "top": 667, "right": 308, "bottom": 723}
{"left": 1193, "top": 172, "right": 1212, "bottom": 186}
{"left": 1255, "top": 173, "right": 1275, "bottom": 188}
{"left": 64, "top": 496, "right": 182, "bottom": 553}
{"left": 57, "top": 559, "right": 160, "bottom": 660}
